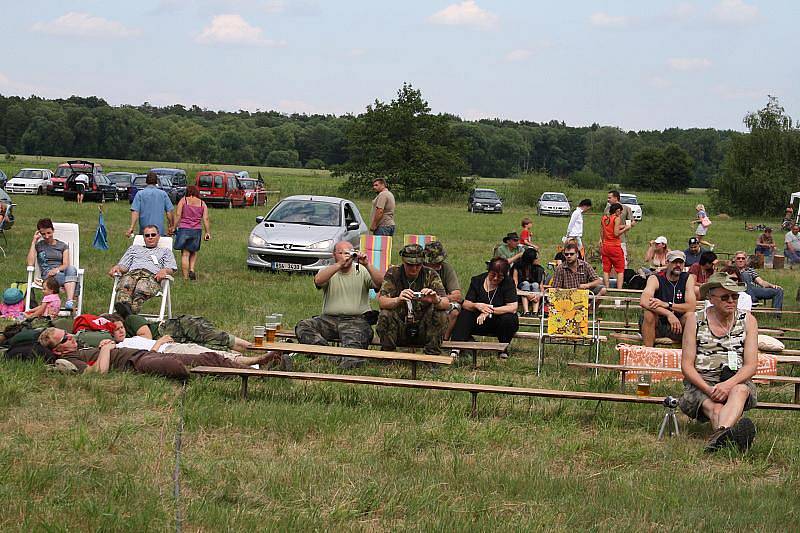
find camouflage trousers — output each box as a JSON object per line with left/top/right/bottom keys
{"left": 376, "top": 307, "right": 447, "bottom": 355}
{"left": 116, "top": 269, "right": 161, "bottom": 313}
{"left": 295, "top": 314, "right": 374, "bottom": 349}
{"left": 158, "top": 315, "right": 235, "bottom": 352}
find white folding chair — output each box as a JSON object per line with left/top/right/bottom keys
{"left": 25, "top": 222, "right": 85, "bottom": 316}
{"left": 108, "top": 235, "right": 174, "bottom": 322}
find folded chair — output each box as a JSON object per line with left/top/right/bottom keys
{"left": 360, "top": 234, "right": 392, "bottom": 298}
{"left": 25, "top": 222, "right": 85, "bottom": 316}
{"left": 403, "top": 234, "right": 437, "bottom": 246}
{"left": 0, "top": 202, "right": 16, "bottom": 258}
{"left": 537, "top": 288, "right": 601, "bottom": 375}
{"left": 108, "top": 235, "right": 174, "bottom": 322}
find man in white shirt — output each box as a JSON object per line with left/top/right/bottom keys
{"left": 565, "top": 198, "right": 592, "bottom": 249}
{"left": 784, "top": 225, "right": 800, "bottom": 264}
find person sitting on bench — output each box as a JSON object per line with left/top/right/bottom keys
{"left": 108, "top": 225, "right": 176, "bottom": 313}
{"left": 733, "top": 251, "right": 784, "bottom": 318}
{"left": 639, "top": 250, "right": 696, "bottom": 347}
{"left": 38, "top": 327, "right": 280, "bottom": 378}
{"left": 450, "top": 257, "right": 518, "bottom": 360}
{"left": 423, "top": 241, "right": 462, "bottom": 340}
{"left": 376, "top": 244, "right": 449, "bottom": 355}
{"left": 551, "top": 242, "right": 605, "bottom": 295}
{"left": 295, "top": 240, "right": 383, "bottom": 369}
{"left": 679, "top": 273, "right": 758, "bottom": 452}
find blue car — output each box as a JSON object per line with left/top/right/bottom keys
{"left": 150, "top": 168, "right": 187, "bottom": 202}
{"left": 128, "top": 174, "right": 184, "bottom": 204}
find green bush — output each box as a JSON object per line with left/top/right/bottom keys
{"left": 568, "top": 168, "right": 605, "bottom": 189}
{"left": 304, "top": 158, "right": 325, "bottom": 170}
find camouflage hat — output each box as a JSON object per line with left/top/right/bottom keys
{"left": 399, "top": 243, "right": 425, "bottom": 264}
{"left": 424, "top": 241, "right": 447, "bottom": 264}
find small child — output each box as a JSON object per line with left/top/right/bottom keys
{"left": 520, "top": 217, "right": 533, "bottom": 247}
{"left": 24, "top": 277, "right": 61, "bottom": 319}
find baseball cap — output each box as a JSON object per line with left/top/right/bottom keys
{"left": 700, "top": 272, "right": 746, "bottom": 300}
{"left": 654, "top": 236, "right": 668, "bottom": 245}
{"left": 688, "top": 237, "right": 699, "bottom": 245}
{"left": 666, "top": 250, "right": 686, "bottom": 263}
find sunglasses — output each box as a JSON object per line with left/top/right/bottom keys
{"left": 712, "top": 293, "right": 740, "bottom": 302}
{"left": 735, "top": 257, "right": 747, "bottom": 261}
{"left": 56, "top": 332, "right": 70, "bottom": 346}
{"left": 143, "top": 233, "right": 159, "bottom": 238}
{"left": 563, "top": 252, "right": 576, "bottom": 257}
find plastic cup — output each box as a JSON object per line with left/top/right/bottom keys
{"left": 636, "top": 373, "right": 652, "bottom": 397}
{"left": 266, "top": 325, "right": 277, "bottom": 343}
{"left": 253, "top": 326, "right": 266, "bottom": 347}
{"left": 274, "top": 313, "right": 284, "bottom": 331}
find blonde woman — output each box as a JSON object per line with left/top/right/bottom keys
{"left": 691, "top": 204, "right": 714, "bottom": 249}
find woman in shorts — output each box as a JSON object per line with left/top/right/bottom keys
{"left": 170, "top": 186, "right": 211, "bottom": 280}
{"left": 600, "top": 203, "right": 630, "bottom": 291}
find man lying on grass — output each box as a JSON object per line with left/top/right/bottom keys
{"left": 38, "top": 327, "right": 281, "bottom": 378}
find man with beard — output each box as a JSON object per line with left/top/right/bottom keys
{"left": 639, "top": 250, "right": 697, "bottom": 347}
{"left": 551, "top": 242, "right": 605, "bottom": 295}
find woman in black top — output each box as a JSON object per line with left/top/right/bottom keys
{"left": 450, "top": 257, "right": 519, "bottom": 359}
{"left": 513, "top": 248, "right": 546, "bottom": 316}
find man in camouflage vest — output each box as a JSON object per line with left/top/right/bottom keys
{"left": 423, "top": 241, "right": 462, "bottom": 340}
{"left": 377, "top": 244, "right": 450, "bottom": 355}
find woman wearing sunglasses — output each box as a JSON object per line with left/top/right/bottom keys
{"left": 679, "top": 272, "right": 759, "bottom": 453}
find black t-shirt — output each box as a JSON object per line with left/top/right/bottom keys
{"left": 512, "top": 263, "right": 545, "bottom": 286}
{"left": 465, "top": 272, "right": 517, "bottom": 306}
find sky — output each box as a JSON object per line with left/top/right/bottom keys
{"left": 2, "top": 0, "right": 797, "bottom": 131}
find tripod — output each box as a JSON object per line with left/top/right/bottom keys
{"left": 658, "top": 396, "right": 680, "bottom": 440}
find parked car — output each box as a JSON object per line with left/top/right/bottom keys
{"left": 0, "top": 187, "right": 13, "bottom": 229}
{"left": 619, "top": 193, "right": 643, "bottom": 221}
{"left": 239, "top": 177, "right": 267, "bottom": 207}
{"left": 5, "top": 168, "right": 53, "bottom": 195}
{"left": 536, "top": 192, "right": 571, "bottom": 216}
{"left": 64, "top": 161, "right": 118, "bottom": 202}
{"left": 247, "top": 195, "right": 368, "bottom": 272}
{"left": 129, "top": 174, "right": 184, "bottom": 204}
{"left": 49, "top": 160, "right": 103, "bottom": 195}
{"left": 106, "top": 172, "right": 137, "bottom": 200}
{"left": 149, "top": 168, "right": 187, "bottom": 203}
{"left": 196, "top": 171, "right": 246, "bottom": 208}
{"left": 223, "top": 169, "right": 250, "bottom": 181}
{"left": 0, "top": 169, "right": 7, "bottom": 189}
{"left": 468, "top": 188, "right": 503, "bottom": 213}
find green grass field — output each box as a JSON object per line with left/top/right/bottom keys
{"left": 1, "top": 157, "right": 799, "bottom": 530}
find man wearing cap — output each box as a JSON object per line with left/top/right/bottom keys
{"left": 784, "top": 224, "right": 800, "bottom": 264}
{"left": 689, "top": 251, "right": 718, "bottom": 299}
{"left": 679, "top": 273, "right": 758, "bottom": 452}
{"left": 684, "top": 237, "right": 704, "bottom": 267}
{"left": 295, "top": 241, "right": 384, "bottom": 367}
{"left": 733, "top": 251, "right": 783, "bottom": 317}
{"left": 639, "top": 250, "right": 697, "bottom": 347}
{"left": 377, "top": 244, "right": 449, "bottom": 355}
{"left": 423, "top": 241, "right": 462, "bottom": 339}
{"left": 494, "top": 233, "right": 524, "bottom": 264}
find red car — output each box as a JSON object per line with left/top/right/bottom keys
{"left": 196, "top": 171, "right": 246, "bottom": 208}
{"left": 239, "top": 178, "right": 267, "bottom": 207}
{"left": 48, "top": 161, "right": 103, "bottom": 195}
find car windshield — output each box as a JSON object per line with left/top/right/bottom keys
{"left": 55, "top": 167, "right": 72, "bottom": 177}
{"left": 474, "top": 191, "right": 498, "bottom": 199}
{"left": 268, "top": 200, "right": 340, "bottom": 226}
{"left": 620, "top": 196, "right": 637, "bottom": 205}
{"left": 160, "top": 177, "right": 173, "bottom": 187}
{"left": 239, "top": 179, "right": 257, "bottom": 190}
{"left": 107, "top": 173, "right": 132, "bottom": 184}
{"left": 15, "top": 170, "right": 44, "bottom": 179}
{"left": 0, "top": 189, "right": 11, "bottom": 203}
{"left": 198, "top": 174, "right": 223, "bottom": 188}
{"left": 133, "top": 176, "right": 148, "bottom": 187}
{"left": 542, "top": 193, "right": 567, "bottom": 202}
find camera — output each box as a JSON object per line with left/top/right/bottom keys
{"left": 406, "top": 323, "right": 420, "bottom": 339}
{"left": 349, "top": 251, "right": 358, "bottom": 260}
{"left": 412, "top": 291, "right": 423, "bottom": 299}
{"left": 663, "top": 396, "right": 678, "bottom": 409}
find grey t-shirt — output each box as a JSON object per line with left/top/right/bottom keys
{"left": 35, "top": 239, "right": 68, "bottom": 273}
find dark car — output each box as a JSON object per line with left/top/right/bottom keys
{"left": 468, "top": 188, "right": 503, "bottom": 213}
{"left": 129, "top": 174, "right": 183, "bottom": 204}
{"left": 150, "top": 168, "right": 187, "bottom": 203}
{"left": 64, "top": 164, "right": 118, "bottom": 203}
{"left": 0, "top": 169, "right": 7, "bottom": 189}
{"left": 106, "top": 172, "right": 136, "bottom": 199}
{"left": 49, "top": 160, "right": 102, "bottom": 195}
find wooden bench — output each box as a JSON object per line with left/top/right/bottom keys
{"left": 514, "top": 331, "right": 609, "bottom": 343}
{"left": 274, "top": 330, "right": 510, "bottom": 368}
{"left": 190, "top": 366, "right": 800, "bottom": 415}
{"left": 250, "top": 341, "right": 451, "bottom": 379}
{"left": 568, "top": 362, "right": 800, "bottom": 403}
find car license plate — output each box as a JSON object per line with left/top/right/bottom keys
{"left": 274, "top": 262, "right": 302, "bottom": 271}
{"left": 484, "top": 206, "right": 494, "bottom": 211}
{"left": 199, "top": 191, "right": 210, "bottom": 195}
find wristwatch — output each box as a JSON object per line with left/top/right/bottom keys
{"left": 668, "top": 302, "right": 673, "bottom": 311}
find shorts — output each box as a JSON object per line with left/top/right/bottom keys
{"left": 679, "top": 367, "right": 757, "bottom": 422}
{"left": 696, "top": 224, "right": 708, "bottom": 236}
{"left": 76, "top": 183, "right": 86, "bottom": 194}
{"left": 173, "top": 228, "right": 202, "bottom": 252}
{"left": 638, "top": 313, "right": 683, "bottom": 341}
{"left": 601, "top": 243, "right": 625, "bottom": 274}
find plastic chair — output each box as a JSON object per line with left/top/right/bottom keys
{"left": 108, "top": 235, "right": 174, "bottom": 322}
{"left": 360, "top": 234, "right": 392, "bottom": 298}
{"left": 25, "top": 222, "right": 85, "bottom": 316}
{"left": 403, "top": 234, "right": 437, "bottom": 246}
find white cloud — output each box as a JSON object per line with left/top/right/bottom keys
{"left": 711, "top": 0, "right": 759, "bottom": 25}
{"left": 667, "top": 57, "right": 712, "bottom": 71}
{"left": 196, "top": 14, "right": 284, "bottom": 46}
{"left": 589, "top": 12, "right": 630, "bottom": 28}
{"left": 31, "top": 12, "right": 140, "bottom": 38}
{"left": 428, "top": 1, "right": 499, "bottom": 30}
{"left": 504, "top": 49, "right": 532, "bottom": 62}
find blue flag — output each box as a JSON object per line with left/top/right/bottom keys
{"left": 93, "top": 210, "right": 109, "bottom": 251}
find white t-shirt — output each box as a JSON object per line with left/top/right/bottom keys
{"left": 116, "top": 336, "right": 173, "bottom": 352}
{"left": 784, "top": 231, "right": 800, "bottom": 251}
{"left": 75, "top": 173, "right": 89, "bottom": 184}
{"left": 566, "top": 208, "right": 584, "bottom": 237}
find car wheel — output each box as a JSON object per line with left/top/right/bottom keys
{"left": 37, "top": 187, "right": 43, "bottom": 195}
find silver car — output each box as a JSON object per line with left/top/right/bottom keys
{"left": 536, "top": 192, "right": 571, "bottom": 216}
{"left": 247, "top": 195, "right": 369, "bottom": 272}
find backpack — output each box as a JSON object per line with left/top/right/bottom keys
{"left": 623, "top": 268, "right": 647, "bottom": 290}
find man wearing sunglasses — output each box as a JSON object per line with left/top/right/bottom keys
{"left": 639, "top": 250, "right": 697, "bottom": 347}
{"left": 108, "top": 225, "right": 177, "bottom": 313}
{"left": 551, "top": 242, "right": 605, "bottom": 295}
{"left": 733, "top": 251, "right": 783, "bottom": 317}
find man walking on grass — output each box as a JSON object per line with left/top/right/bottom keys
{"left": 370, "top": 178, "right": 396, "bottom": 236}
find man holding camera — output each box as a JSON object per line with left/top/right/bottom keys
{"left": 377, "top": 244, "right": 450, "bottom": 355}
{"left": 423, "top": 241, "right": 462, "bottom": 340}
{"left": 295, "top": 241, "right": 384, "bottom": 366}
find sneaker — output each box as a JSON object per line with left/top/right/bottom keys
{"left": 188, "top": 271, "right": 197, "bottom": 281}
{"left": 114, "top": 301, "right": 134, "bottom": 319}
{"left": 54, "top": 358, "right": 78, "bottom": 374}
{"left": 499, "top": 350, "right": 509, "bottom": 360}
{"left": 64, "top": 300, "right": 74, "bottom": 311}
{"left": 729, "top": 417, "right": 756, "bottom": 452}
{"left": 450, "top": 349, "right": 460, "bottom": 361}
{"left": 704, "top": 426, "right": 733, "bottom": 452}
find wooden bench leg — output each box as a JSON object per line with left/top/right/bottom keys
{"left": 795, "top": 383, "right": 799, "bottom": 404}
{"left": 411, "top": 361, "right": 417, "bottom": 380}
{"left": 472, "top": 351, "right": 477, "bottom": 370}
{"left": 470, "top": 391, "right": 478, "bottom": 418}
{"left": 241, "top": 376, "right": 249, "bottom": 400}
{"left": 620, "top": 370, "right": 627, "bottom": 393}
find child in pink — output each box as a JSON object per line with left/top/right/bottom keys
{"left": 24, "top": 277, "right": 61, "bottom": 318}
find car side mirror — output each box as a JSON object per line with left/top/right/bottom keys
{"left": 256, "top": 216, "right": 264, "bottom": 223}
{"left": 347, "top": 222, "right": 360, "bottom": 231}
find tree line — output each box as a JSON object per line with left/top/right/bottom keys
{"left": 0, "top": 91, "right": 738, "bottom": 190}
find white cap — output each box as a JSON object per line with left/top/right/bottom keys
{"left": 654, "top": 236, "right": 668, "bottom": 245}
